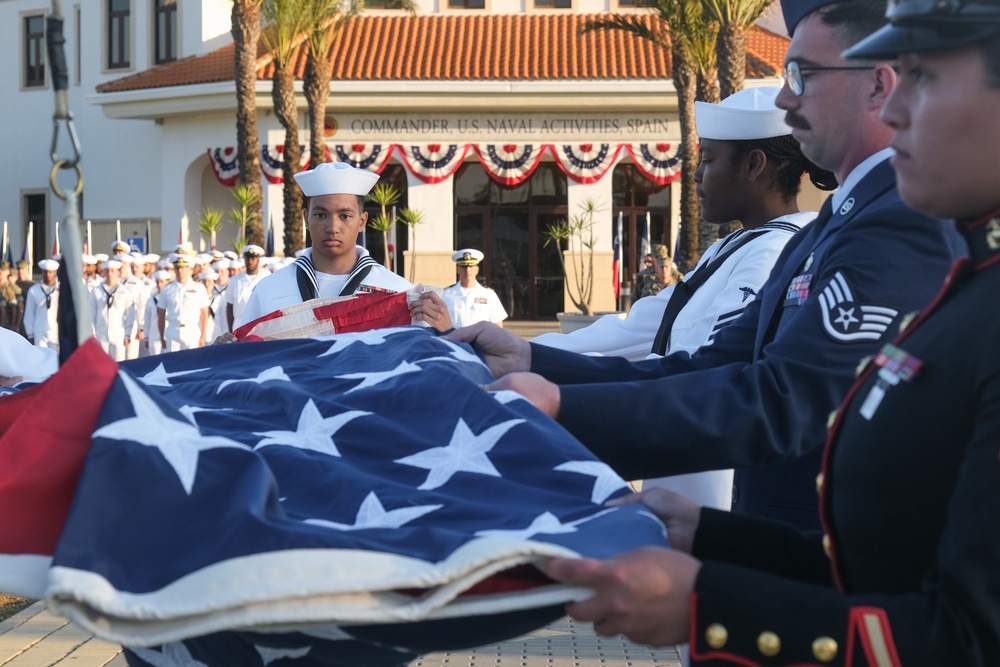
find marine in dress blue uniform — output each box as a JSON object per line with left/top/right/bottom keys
{"left": 684, "top": 4, "right": 1000, "bottom": 662}
{"left": 527, "top": 1, "right": 967, "bottom": 531}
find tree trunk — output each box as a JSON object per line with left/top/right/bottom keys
{"left": 716, "top": 24, "right": 747, "bottom": 102}
{"left": 304, "top": 43, "right": 333, "bottom": 168}
{"left": 696, "top": 73, "right": 721, "bottom": 254}
{"left": 673, "top": 42, "right": 701, "bottom": 273}
{"left": 696, "top": 69, "right": 720, "bottom": 104}
{"left": 232, "top": 0, "right": 265, "bottom": 246}
{"left": 272, "top": 61, "right": 304, "bottom": 254}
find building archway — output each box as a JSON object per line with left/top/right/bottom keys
{"left": 453, "top": 161, "right": 567, "bottom": 319}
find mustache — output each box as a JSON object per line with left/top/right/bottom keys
{"left": 784, "top": 111, "right": 811, "bottom": 131}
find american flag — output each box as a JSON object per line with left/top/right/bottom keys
{"left": 0, "top": 329, "right": 667, "bottom": 666}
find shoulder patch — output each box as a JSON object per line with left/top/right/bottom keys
{"left": 819, "top": 272, "right": 898, "bottom": 342}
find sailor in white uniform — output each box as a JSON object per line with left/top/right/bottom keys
{"left": 89, "top": 259, "right": 137, "bottom": 362}
{"left": 441, "top": 249, "right": 508, "bottom": 328}
{"left": 24, "top": 259, "right": 61, "bottom": 352}
{"left": 158, "top": 255, "right": 210, "bottom": 351}
{"left": 225, "top": 245, "right": 270, "bottom": 331}
{"left": 533, "top": 86, "right": 835, "bottom": 515}
{"left": 239, "top": 161, "right": 452, "bottom": 331}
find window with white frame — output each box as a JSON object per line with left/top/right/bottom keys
{"left": 154, "top": 0, "right": 177, "bottom": 64}
{"left": 24, "top": 14, "right": 46, "bottom": 88}
{"left": 108, "top": 0, "right": 131, "bottom": 69}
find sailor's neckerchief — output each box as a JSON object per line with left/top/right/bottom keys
{"left": 293, "top": 247, "right": 378, "bottom": 301}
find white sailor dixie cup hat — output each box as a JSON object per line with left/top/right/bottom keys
{"left": 293, "top": 161, "right": 380, "bottom": 197}
{"left": 452, "top": 248, "right": 485, "bottom": 266}
{"left": 695, "top": 86, "right": 791, "bottom": 141}
{"left": 38, "top": 259, "right": 60, "bottom": 271}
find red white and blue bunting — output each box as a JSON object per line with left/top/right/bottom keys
{"left": 208, "top": 142, "right": 681, "bottom": 188}
{"left": 626, "top": 143, "right": 683, "bottom": 186}
{"left": 206, "top": 147, "right": 241, "bottom": 187}
{"left": 550, "top": 143, "right": 624, "bottom": 185}
{"left": 260, "top": 144, "right": 310, "bottom": 185}
{"left": 474, "top": 144, "right": 546, "bottom": 187}
{"left": 330, "top": 144, "right": 394, "bottom": 173}
{"left": 398, "top": 144, "right": 472, "bottom": 184}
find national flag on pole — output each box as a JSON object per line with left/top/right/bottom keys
{"left": 0, "top": 331, "right": 667, "bottom": 666}
{"left": 22, "top": 221, "right": 33, "bottom": 267}
{"left": 612, "top": 212, "right": 622, "bottom": 302}
{"left": 641, "top": 212, "right": 652, "bottom": 260}
{"left": 2, "top": 222, "right": 12, "bottom": 266}
{"left": 265, "top": 213, "right": 275, "bottom": 257}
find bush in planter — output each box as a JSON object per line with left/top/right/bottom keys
{"left": 543, "top": 199, "right": 604, "bottom": 317}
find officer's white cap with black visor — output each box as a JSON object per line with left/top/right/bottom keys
{"left": 843, "top": 0, "right": 1000, "bottom": 60}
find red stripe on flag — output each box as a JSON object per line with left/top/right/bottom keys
{"left": 0, "top": 340, "right": 118, "bottom": 556}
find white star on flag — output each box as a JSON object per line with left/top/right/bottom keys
{"left": 178, "top": 404, "right": 231, "bottom": 425}
{"left": 130, "top": 642, "right": 210, "bottom": 667}
{"left": 414, "top": 340, "right": 488, "bottom": 367}
{"left": 554, "top": 461, "right": 628, "bottom": 504}
{"left": 475, "top": 509, "right": 615, "bottom": 540}
{"left": 255, "top": 645, "right": 312, "bottom": 665}
{"left": 138, "top": 362, "right": 208, "bottom": 387}
{"left": 217, "top": 366, "right": 291, "bottom": 393}
{"left": 304, "top": 491, "right": 442, "bottom": 531}
{"left": 336, "top": 360, "right": 422, "bottom": 393}
{"left": 317, "top": 328, "right": 400, "bottom": 358}
{"left": 93, "top": 372, "right": 248, "bottom": 495}
{"left": 254, "top": 400, "right": 371, "bottom": 457}
{"left": 491, "top": 390, "right": 527, "bottom": 405}
{"left": 395, "top": 418, "right": 524, "bottom": 490}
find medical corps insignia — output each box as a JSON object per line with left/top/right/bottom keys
{"left": 819, "top": 272, "right": 899, "bottom": 342}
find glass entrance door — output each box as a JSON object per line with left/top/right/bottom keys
{"left": 454, "top": 163, "right": 568, "bottom": 319}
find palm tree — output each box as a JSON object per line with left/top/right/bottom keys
{"left": 231, "top": 0, "right": 265, "bottom": 246}
{"left": 230, "top": 184, "right": 261, "bottom": 248}
{"left": 302, "top": 0, "right": 357, "bottom": 170}
{"left": 262, "top": 0, "right": 310, "bottom": 255}
{"left": 396, "top": 207, "right": 425, "bottom": 284}
{"left": 584, "top": 4, "right": 717, "bottom": 270}
{"left": 542, "top": 199, "right": 601, "bottom": 316}
{"left": 702, "top": 0, "right": 775, "bottom": 100}
{"left": 198, "top": 207, "right": 224, "bottom": 250}
{"left": 367, "top": 183, "right": 402, "bottom": 269}
{"left": 302, "top": 0, "right": 416, "bottom": 169}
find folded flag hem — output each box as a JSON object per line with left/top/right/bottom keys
{"left": 48, "top": 538, "right": 584, "bottom": 646}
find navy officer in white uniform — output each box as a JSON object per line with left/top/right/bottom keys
{"left": 239, "top": 161, "right": 453, "bottom": 331}
{"left": 441, "top": 248, "right": 508, "bottom": 328}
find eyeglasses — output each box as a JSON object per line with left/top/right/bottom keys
{"left": 783, "top": 60, "right": 873, "bottom": 97}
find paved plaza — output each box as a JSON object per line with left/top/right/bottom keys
{"left": 0, "top": 603, "right": 681, "bottom": 667}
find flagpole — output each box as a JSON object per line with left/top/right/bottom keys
{"left": 390, "top": 205, "right": 397, "bottom": 273}
{"left": 116, "top": 219, "right": 122, "bottom": 244}
{"left": 25, "top": 221, "right": 33, "bottom": 268}
{"left": 645, "top": 211, "right": 651, "bottom": 257}
{"left": 54, "top": 220, "right": 60, "bottom": 257}
{"left": 87, "top": 219, "right": 92, "bottom": 255}
{"left": 616, "top": 211, "right": 623, "bottom": 311}
{"left": 2, "top": 221, "right": 7, "bottom": 261}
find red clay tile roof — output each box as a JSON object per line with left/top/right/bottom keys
{"left": 97, "top": 14, "right": 787, "bottom": 93}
